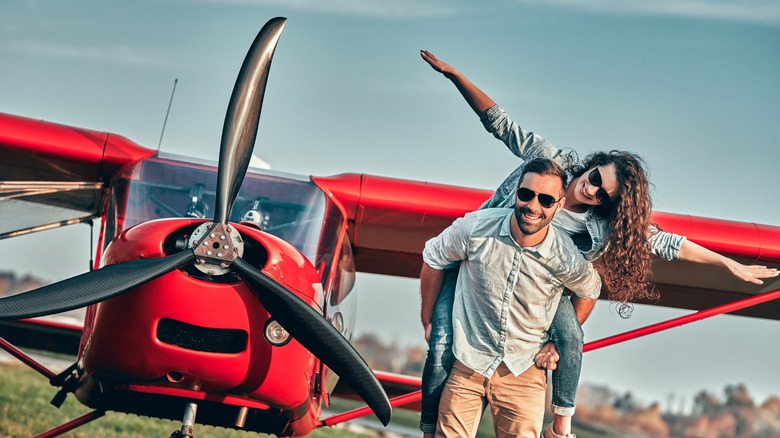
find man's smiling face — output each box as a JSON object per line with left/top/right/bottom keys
{"left": 514, "top": 172, "right": 564, "bottom": 236}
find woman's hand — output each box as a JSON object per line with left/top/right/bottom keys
{"left": 421, "top": 50, "right": 456, "bottom": 76}
{"left": 419, "top": 50, "right": 496, "bottom": 115}
{"left": 679, "top": 239, "right": 779, "bottom": 285}
{"left": 534, "top": 342, "right": 560, "bottom": 370}
{"left": 723, "top": 259, "right": 779, "bottom": 284}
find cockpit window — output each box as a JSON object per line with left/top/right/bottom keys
{"left": 109, "top": 156, "right": 336, "bottom": 266}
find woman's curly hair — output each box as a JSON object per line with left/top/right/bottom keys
{"left": 570, "top": 151, "right": 659, "bottom": 316}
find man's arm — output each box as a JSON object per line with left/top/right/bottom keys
{"left": 534, "top": 291, "right": 597, "bottom": 370}
{"left": 420, "top": 263, "right": 446, "bottom": 343}
{"left": 569, "top": 294, "right": 596, "bottom": 326}
{"left": 420, "top": 212, "right": 474, "bottom": 342}
{"left": 420, "top": 50, "right": 495, "bottom": 117}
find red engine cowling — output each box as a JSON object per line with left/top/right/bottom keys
{"left": 78, "top": 218, "right": 325, "bottom": 435}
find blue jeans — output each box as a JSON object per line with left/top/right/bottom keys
{"left": 419, "top": 269, "right": 583, "bottom": 432}
{"left": 547, "top": 292, "right": 583, "bottom": 417}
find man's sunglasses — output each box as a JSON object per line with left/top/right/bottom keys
{"left": 516, "top": 187, "right": 562, "bottom": 209}
{"left": 588, "top": 167, "right": 611, "bottom": 206}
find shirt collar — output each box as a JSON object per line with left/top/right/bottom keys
{"left": 499, "top": 209, "right": 557, "bottom": 258}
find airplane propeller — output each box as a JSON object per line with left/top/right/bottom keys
{"left": 0, "top": 17, "right": 391, "bottom": 426}
{"left": 0, "top": 249, "right": 196, "bottom": 319}
{"left": 213, "top": 15, "right": 278, "bottom": 226}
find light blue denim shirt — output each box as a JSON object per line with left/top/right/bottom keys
{"left": 422, "top": 208, "right": 602, "bottom": 378}
{"left": 479, "top": 105, "right": 685, "bottom": 262}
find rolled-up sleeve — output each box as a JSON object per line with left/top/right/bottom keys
{"left": 648, "top": 226, "right": 686, "bottom": 261}
{"left": 422, "top": 213, "right": 475, "bottom": 270}
{"left": 480, "top": 105, "right": 561, "bottom": 162}
{"left": 562, "top": 253, "right": 602, "bottom": 300}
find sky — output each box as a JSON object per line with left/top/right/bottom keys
{"left": 1, "top": 0, "right": 779, "bottom": 412}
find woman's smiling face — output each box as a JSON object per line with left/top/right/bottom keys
{"left": 572, "top": 163, "right": 620, "bottom": 206}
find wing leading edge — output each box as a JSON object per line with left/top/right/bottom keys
{"left": 0, "top": 112, "right": 156, "bottom": 239}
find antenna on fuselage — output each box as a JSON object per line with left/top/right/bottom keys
{"left": 157, "top": 78, "right": 178, "bottom": 151}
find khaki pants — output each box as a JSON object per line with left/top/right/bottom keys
{"left": 436, "top": 360, "right": 546, "bottom": 438}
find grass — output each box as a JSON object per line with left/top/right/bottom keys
{"left": 0, "top": 363, "right": 370, "bottom": 438}
{"left": 1, "top": 361, "right": 609, "bottom": 437}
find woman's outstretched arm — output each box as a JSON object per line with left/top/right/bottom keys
{"left": 678, "top": 239, "right": 779, "bottom": 284}
{"left": 420, "top": 50, "right": 495, "bottom": 117}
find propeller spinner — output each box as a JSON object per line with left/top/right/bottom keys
{"left": 0, "top": 17, "right": 391, "bottom": 426}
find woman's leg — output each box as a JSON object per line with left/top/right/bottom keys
{"left": 420, "top": 266, "right": 459, "bottom": 435}
{"left": 546, "top": 293, "right": 584, "bottom": 436}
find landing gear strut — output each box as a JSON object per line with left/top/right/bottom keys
{"left": 170, "top": 402, "right": 198, "bottom": 437}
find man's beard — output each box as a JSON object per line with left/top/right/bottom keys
{"left": 514, "top": 205, "right": 552, "bottom": 235}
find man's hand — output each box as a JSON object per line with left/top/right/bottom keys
{"left": 420, "top": 264, "right": 445, "bottom": 345}
{"left": 534, "top": 342, "right": 560, "bottom": 370}
{"left": 424, "top": 321, "right": 432, "bottom": 344}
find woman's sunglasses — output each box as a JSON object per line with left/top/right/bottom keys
{"left": 516, "top": 187, "right": 562, "bottom": 209}
{"left": 588, "top": 168, "right": 611, "bottom": 206}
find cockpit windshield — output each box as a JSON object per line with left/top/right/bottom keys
{"left": 108, "top": 155, "right": 337, "bottom": 267}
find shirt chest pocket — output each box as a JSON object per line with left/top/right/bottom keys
{"left": 518, "top": 254, "right": 564, "bottom": 298}
{"left": 539, "top": 268, "right": 564, "bottom": 292}
{"left": 468, "top": 241, "right": 517, "bottom": 292}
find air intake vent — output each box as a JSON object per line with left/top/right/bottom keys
{"left": 156, "top": 318, "right": 247, "bottom": 354}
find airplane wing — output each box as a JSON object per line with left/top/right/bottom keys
{"left": 313, "top": 174, "right": 780, "bottom": 321}
{"left": 0, "top": 112, "right": 155, "bottom": 240}
{"left": 0, "top": 112, "right": 155, "bottom": 359}
{"left": 0, "top": 317, "right": 82, "bottom": 356}
{"left": 312, "top": 174, "right": 489, "bottom": 278}
{"left": 329, "top": 370, "right": 421, "bottom": 416}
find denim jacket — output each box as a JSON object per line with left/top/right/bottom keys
{"left": 479, "top": 105, "right": 685, "bottom": 262}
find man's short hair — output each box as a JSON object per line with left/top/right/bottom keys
{"left": 517, "top": 158, "right": 567, "bottom": 194}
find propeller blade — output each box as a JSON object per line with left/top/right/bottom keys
{"left": 213, "top": 17, "right": 287, "bottom": 225}
{"left": 232, "top": 257, "right": 391, "bottom": 426}
{"left": 0, "top": 249, "right": 196, "bottom": 320}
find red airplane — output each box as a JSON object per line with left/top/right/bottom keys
{"left": 1, "top": 16, "right": 779, "bottom": 438}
